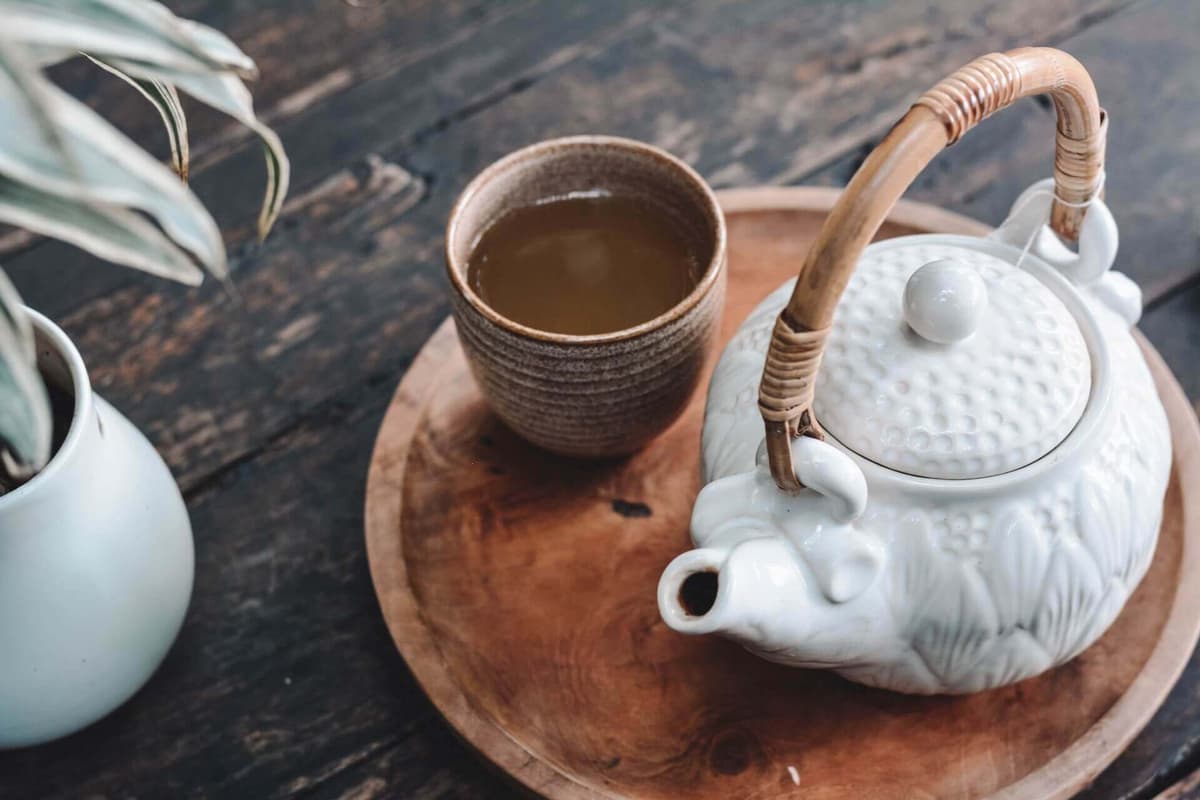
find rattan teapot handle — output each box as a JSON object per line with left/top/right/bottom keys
{"left": 759, "top": 47, "right": 1107, "bottom": 491}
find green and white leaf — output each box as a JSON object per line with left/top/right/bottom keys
{"left": 0, "top": 42, "right": 226, "bottom": 278}
{"left": 1, "top": 0, "right": 288, "bottom": 240}
{"left": 0, "top": 268, "right": 50, "bottom": 480}
{"left": 0, "top": 175, "right": 203, "bottom": 284}
{"left": 175, "top": 17, "right": 257, "bottom": 77}
{"left": 87, "top": 55, "right": 189, "bottom": 180}
{"left": 103, "top": 57, "right": 289, "bottom": 238}
{"left": 2, "top": 0, "right": 255, "bottom": 75}
{"left": 0, "top": 0, "right": 290, "bottom": 485}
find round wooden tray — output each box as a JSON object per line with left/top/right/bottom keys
{"left": 365, "top": 187, "right": 1200, "bottom": 800}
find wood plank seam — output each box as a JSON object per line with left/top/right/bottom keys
{"left": 180, "top": 387, "right": 396, "bottom": 503}
{"left": 1138, "top": 740, "right": 1200, "bottom": 800}
{"left": 0, "top": 0, "right": 1136, "bottom": 332}
{"left": 0, "top": 2, "right": 672, "bottom": 316}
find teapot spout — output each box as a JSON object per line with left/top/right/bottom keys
{"left": 658, "top": 536, "right": 893, "bottom": 669}
{"left": 657, "top": 547, "right": 732, "bottom": 635}
{"left": 658, "top": 538, "right": 813, "bottom": 647}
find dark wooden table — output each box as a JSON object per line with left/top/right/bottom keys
{"left": 2, "top": 1, "right": 1199, "bottom": 797}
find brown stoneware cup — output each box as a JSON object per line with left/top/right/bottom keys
{"left": 445, "top": 135, "right": 727, "bottom": 458}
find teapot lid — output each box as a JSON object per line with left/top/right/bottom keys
{"left": 813, "top": 238, "right": 1090, "bottom": 480}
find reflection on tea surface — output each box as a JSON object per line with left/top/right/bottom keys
{"left": 467, "top": 194, "right": 701, "bottom": 336}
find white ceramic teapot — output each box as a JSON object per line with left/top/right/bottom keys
{"left": 657, "top": 47, "right": 1172, "bottom": 694}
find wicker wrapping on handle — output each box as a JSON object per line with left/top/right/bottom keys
{"left": 759, "top": 47, "right": 1106, "bottom": 492}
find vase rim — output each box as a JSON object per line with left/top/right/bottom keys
{"left": 0, "top": 308, "right": 93, "bottom": 511}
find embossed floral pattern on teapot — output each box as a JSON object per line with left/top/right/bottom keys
{"left": 657, "top": 47, "right": 1172, "bottom": 694}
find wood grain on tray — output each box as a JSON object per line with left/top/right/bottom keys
{"left": 365, "top": 189, "right": 1200, "bottom": 800}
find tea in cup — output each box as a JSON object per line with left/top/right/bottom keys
{"left": 445, "top": 135, "right": 727, "bottom": 457}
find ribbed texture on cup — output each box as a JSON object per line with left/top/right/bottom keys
{"left": 451, "top": 266, "right": 725, "bottom": 457}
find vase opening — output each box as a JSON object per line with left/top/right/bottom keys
{"left": 0, "top": 311, "right": 91, "bottom": 503}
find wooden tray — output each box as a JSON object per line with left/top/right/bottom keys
{"left": 364, "top": 187, "right": 1200, "bottom": 800}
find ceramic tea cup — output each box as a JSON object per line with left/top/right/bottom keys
{"left": 445, "top": 135, "right": 727, "bottom": 457}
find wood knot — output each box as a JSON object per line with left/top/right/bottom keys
{"left": 709, "top": 729, "right": 764, "bottom": 776}
{"left": 611, "top": 499, "right": 652, "bottom": 518}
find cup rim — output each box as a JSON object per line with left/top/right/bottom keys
{"left": 445, "top": 135, "right": 727, "bottom": 345}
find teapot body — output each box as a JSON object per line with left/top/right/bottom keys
{"left": 662, "top": 234, "right": 1171, "bottom": 694}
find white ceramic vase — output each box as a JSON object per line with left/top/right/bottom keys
{"left": 0, "top": 310, "right": 193, "bottom": 747}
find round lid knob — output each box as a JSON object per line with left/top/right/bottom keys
{"left": 903, "top": 259, "right": 988, "bottom": 343}
{"left": 813, "top": 240, "right": 1091, "bottom": 480}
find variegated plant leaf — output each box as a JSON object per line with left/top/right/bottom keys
{"left": 175, "top": 17, "right": 256, "bottom": 77}
{"left": 0, "top": 0, "right": 253, "bottom": 75}
{"left": 86, "top": 55, "right": 189, "bottom": 180}
{"left": 0, "top": 44, "right": 225, "bottom": 278}
{"left": 0, "top": 174, "right": 203, "bottom": 284}
{"left": 0, "top": 37, "right": 73, "bottom": 180}
{"left": 0, "top": 268, "right": 51, "bottom": 482}
{"left": 0, "top": 0, "right": 290, "bottom": 486}
{"left": 3, "top": 0, "right": 286, "bottom": 240}
{"left": 105, "top": 57, "right": 289, "bottom": 239}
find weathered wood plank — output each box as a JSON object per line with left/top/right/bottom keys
{"left": 1141, "top": 286, "right": 1200, "bottom": 408}
{"left": 49, "top": 0, "right": 516, "bottom": 158}
{"left": 13, "top": 0, "right": 1135, "bottom": 491}
{"left": 0, "top": 0, "right": 520, "bottom": 256}
{"left": 398, "top": 0, "right": 1133, "bottom": 193}
{"left": 0, "top": 394, "right": 506, "bottom": 798}
{"left": 3, "top": 0, "right": 659, "bottom": 317}
{"left": 807, "top": 0, "right": 1200, "bottom": 305}
{"left": 7, "top": 0, "right": 1134, "bottom": 315}
{"left": 1155, "top": 764, "right": 1200, "bottom": 800}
